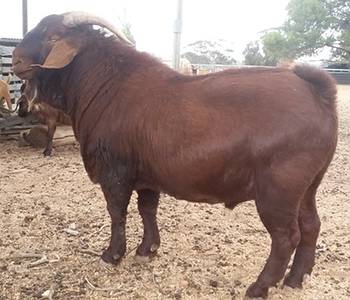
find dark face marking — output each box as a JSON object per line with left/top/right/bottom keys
{"left": 12, "top": 15, "right": 66, "bottom": 79}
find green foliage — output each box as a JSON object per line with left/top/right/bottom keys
{"left": 246, "top": 0, "right": 350, "bottom": 65}
{"left": 326, "top": 0, "right": 350, "bottom": 31}
{"left": 324, "top": 0, "right": 350, "bottom": 62}
{"left": 261, "top": 31, "right": 295, "bottom": 65}
{"left": 121, "top": 22, "right": 136, "bottom": 46}
{"left": 182, "top": 40, "right": 237, "bottom": 65}
{"left": 243, "top": 41, "right": 264, "bottom": 65}
{"left": 284, "top": 0, "right": 331, "bottom": 56}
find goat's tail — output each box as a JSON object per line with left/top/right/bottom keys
{"left": 292, "top": 64, "right": 337, "bottom": 106}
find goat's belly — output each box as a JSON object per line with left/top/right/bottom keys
{"left": 136, "top": 174, "right": 254, "bottom": 207}
{"left": 135, "top": 156, "right": 255, "bottom": 205}
{"left": 161, "top": 186, "right": 252, "bottom": 207}
{"left": 171, "top": 192, "right": 251, "bottom": 207}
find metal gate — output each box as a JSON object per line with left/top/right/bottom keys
{"left": 0, "top": 38, "right": 23, "bottom": 104}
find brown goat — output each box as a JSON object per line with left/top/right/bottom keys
{"left": 0, "top": 75, "right": 12, "bottom": 111}
{"left": 18, "top": 82, "right": 71, "bottom": 156}
{"left": 12, "top": 13, "right": 338, "bottom": 298}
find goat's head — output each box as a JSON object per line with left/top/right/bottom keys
{"left": 13, "top": 12, "right": 132, "bottom": 80}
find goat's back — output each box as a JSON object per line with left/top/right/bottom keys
{"left": 76, "top": 64, "right": 337, "bottom": 202}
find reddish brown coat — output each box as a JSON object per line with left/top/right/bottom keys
{"left": 12, "top": 14, "right": 338, "bottom": 298}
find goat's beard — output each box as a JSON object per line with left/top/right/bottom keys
{"left": 36, "top": 74, "right": 70, "bottom": 114}
{"left": 44, "top": 92, "right": 67, "bottom": 112}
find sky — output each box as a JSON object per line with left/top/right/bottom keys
{"left": 1, "top": 0, "right": 290, "bottom": 62}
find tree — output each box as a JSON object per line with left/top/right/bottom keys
{"left": 121, "top": 22, "right": 136, "bottom": 46}
{"left": 331, "top": 31, "right": 350, "bottom": 62}
{"left": 283, "top": 0, "right": 350, "bottom": 63}
{"left": 249, "top": 0, "right": 350, "bottom": 66}
{"left": 243, "top": 33, "right": 295, "bottom": 66}
{"left": 261, "top": 31, "right": 297, "bottom": 65}
{"left": 243, "top": 41, "right": 265, "bottom": 65}
{"left": 323, "top": 0, "right": 350, "bottom": 62}
{"left": 283, "top": 0, "right": 330, "bottom": 56}
{"left": 182, "top": 40, "right": 237, "bottom": 65}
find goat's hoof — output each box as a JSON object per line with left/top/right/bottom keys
{"left": 99, "top": 258, "right": 116, "bottom": 271}
{"left": 43, "top": 149, "right": 52, "bottom": 156}
{"left": 134, "top": 244, "right": 159, "bottom": 264}
{"left": 136, "top": 243, "right": 159, "bottom": 258}
{"left": 134, "top": 255, "right": 151, "bottom": 264}
{"left": 244, "top": 296, "right": 265, "bottom": 300}
{"left": 303, "top": 274, "right": 311, "bottom": 284}
{"left": 150, "top": 243, "right": 160, "bottom": 252}
{"left": 284, "top": 273, "right": 303, "bottom": 289}
{"left": 245, "top": 282, "right": 268, "bottom": 299}
{"left": 101, "top": 249, "right": 122, "bottom": 265}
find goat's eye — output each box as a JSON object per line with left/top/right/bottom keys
{"left": 49, "top": 35, "right": 60, "bottom": 42}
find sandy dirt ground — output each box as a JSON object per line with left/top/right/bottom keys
{"left": 0, "top": 86, "right": 349, "bottom": 300}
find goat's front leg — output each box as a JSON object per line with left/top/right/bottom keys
{"left": 43, "top": 121, "right": 56, "bottom": 156}
{"left": 135, "top": 189, "right": 160, "bottom": 261}
{"left": 100, "top": 181, "right": 132, "bottom": 265}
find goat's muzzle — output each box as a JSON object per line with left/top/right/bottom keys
{"left": 12, "top": 50, "right": 34, "bottom": 79}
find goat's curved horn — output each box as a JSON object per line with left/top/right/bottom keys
{"left": 27, "top": 87, "right": 38, "bottom": 112}
{"left": 62, "top": 12, "right": 133, "bottom": 45}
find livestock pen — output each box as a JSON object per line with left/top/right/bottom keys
{"left": 0, "top": 84, "right": 349, "bottom": 299}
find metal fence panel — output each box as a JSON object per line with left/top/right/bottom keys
{"left": 1, "top": 45, "right": 23, "bottom": 102}
{"left": 325, "top": 69, "right": 350, "bottom": 85}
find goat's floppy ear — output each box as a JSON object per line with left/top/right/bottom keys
{"left": 31, "top": 39, "right": 81, "bottom": 69}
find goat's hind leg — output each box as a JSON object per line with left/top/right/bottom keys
{"left": 284, "top": 174, "right": 323, "bottom": 288}
{"left": 135, "top": 189, "right": 160, "bottom": 262}
{"left": 246, "top": 179, "right": 303, "bottom": 298}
